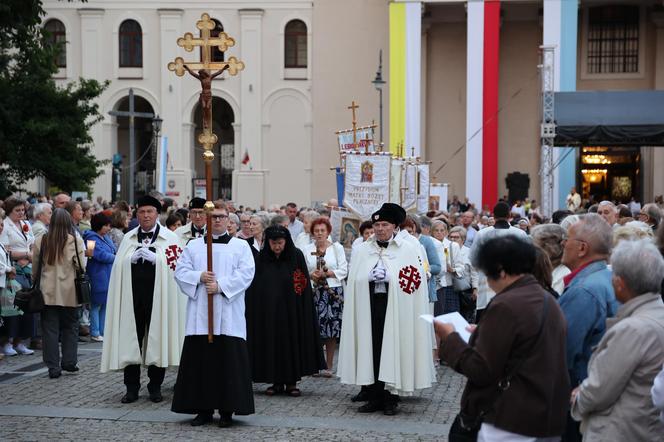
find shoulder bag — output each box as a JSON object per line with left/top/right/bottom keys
{"left": 73, "top": 235, "right": 91, "bottom": 305}
{"left": 449, "top": 293, "right": 550, "bottom": 442}
{"left": 14, "top": 244, "right": 45, "bottom": 313}
{"left": 450, "top": 245, "right": 472, "bottom": 292}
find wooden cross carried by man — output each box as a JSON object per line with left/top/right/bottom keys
{"left": 167, "top": 12, "right": 245, "bottom": 343}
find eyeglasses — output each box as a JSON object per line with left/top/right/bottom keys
{"left": 190, "top": 210, "right": 205, "bottom": 217}
{"left": 448, "top": 235, "right": 461, "bottom": 240}
{"left": 211, "top": 214, "right": 228, "bottom": 220}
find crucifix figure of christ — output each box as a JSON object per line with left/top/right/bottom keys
{"left": 168, "top": 12, "right": 245, "bottom": 343}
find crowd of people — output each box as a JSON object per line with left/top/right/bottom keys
{"left": 1, "top": 189, "right": 664, "bottom": 440}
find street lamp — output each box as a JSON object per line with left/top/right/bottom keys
{"left": 151, "top": 115, "right": 163, "bottom": 190}
{"left": 371, "top": 49, "right": 386, "bottom": 145}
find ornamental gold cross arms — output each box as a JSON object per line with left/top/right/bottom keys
{"left": 167, "top": 13, "right": 245, "bottom": 77}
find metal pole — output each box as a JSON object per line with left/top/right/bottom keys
{"left": 379, "top": 87, "right": 383, "bottom": 145}
{"left": 128, "top": 89, "right": 135, "bottom": 206}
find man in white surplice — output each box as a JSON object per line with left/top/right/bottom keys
{"left": 171, "top": 202, "right": 256, "bottom": 428}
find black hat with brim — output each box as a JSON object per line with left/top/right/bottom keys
{"left": 371, "top": 203, "right": 407, "bottom": 226}
{"left": 136, "top": 195, "right": 162, "bottom": 212}
{"left": 189, "top": 197, "right": 206, "bottom": 210}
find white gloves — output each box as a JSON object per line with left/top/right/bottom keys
{"left": 131, "top": 247, "right": 157, "bottom": 265}
{"left": 369, "top": 267, "right": 387, "bottom": 282}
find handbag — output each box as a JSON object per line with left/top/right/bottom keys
{"left": 14, "top": 245, "right": 45, "bottom": 314}
{"left": 73, "top": 234, "right": 91, "bottom": 305}
{"left": 450, "top": 245, "right": 472, "bottom": 292}
{"left": 449, "top": 293, "right": 551, "bottom": 441}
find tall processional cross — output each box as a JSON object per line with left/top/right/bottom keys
{"left": 347, "top": 100, "right": 359, "bottom": 149}
{"left": 168, "top": 12, "right": 245, "bottom": 343}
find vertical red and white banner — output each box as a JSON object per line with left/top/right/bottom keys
{"left": 466, "top": 0, "right": 500, "bottom": 210}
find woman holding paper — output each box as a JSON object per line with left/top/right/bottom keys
{"left": 434, "top": 234, "right": 569, "bottom": 441}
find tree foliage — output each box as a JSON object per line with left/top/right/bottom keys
{"left": 0, "top": 0, "right": 108, "bottom": 197}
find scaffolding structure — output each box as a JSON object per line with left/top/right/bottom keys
{"left": 539, "top": 45, "right": 556, "bottom": 217}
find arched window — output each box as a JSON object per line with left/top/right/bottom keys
{"left": 285, "top": 20, "right": 307, "bottom": 68}
{"left": 119, "top": 20, "right": 143, "bottom": 68}
{"left": 202, "top": 19, "right": 225, "bottom": 63}
{"left": 44, "top": 19, "right": 66, "bottom": 68}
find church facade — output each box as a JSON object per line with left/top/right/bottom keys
{"left": 42, "top": 0, "right": 664, "bottom": 210}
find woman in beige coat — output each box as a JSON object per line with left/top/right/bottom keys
{"left": 571, "top": 240, "right": 664, "bottom": 441}
{"left": 34, "top": 209, "right": 87, "bottom": 379}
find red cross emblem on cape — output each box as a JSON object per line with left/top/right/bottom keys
{"left": 165, "top": 244, "right": 182, "bottom": 271}
{"left": 293, "top": 269, "right": 307, "bottom": 296}
{"left": 398, "top": 265, "right": 422, "bottom": 295}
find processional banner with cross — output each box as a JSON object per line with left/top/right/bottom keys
{"left": 167, "top": 12, "right": 244, "bottom": 343}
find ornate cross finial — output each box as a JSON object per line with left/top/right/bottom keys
{"left": 167, "top": 13, "right": 245, "bottom": 77}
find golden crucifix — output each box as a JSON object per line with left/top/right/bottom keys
{"left": 347, "top": 101, "right": 359, "bottom": 150}
{"left": 167, "top": 12, "right": 245, "bottom": 343}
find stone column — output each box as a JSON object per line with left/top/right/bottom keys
{"left": 234, "top": 9, "right": 265, "bottom": 207}
{"left": 78, "top": 8, "right": 109, "bottom": 199}
{"left": 650, "top": 11, "right": 664, "bottom": 200}
{"left": 158, "top": 9, "right": 187, "bottom": 204}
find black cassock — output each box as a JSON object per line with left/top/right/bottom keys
{"left": 245, "top": 235, "right": 325, "bottom": 385}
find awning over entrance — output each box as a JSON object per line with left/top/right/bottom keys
{"left": 554, "top": 90, "right": 664, "bottom": 146}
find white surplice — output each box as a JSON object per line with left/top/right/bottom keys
{"left": 174, "top": 234, "right": 255, "bottom": 339}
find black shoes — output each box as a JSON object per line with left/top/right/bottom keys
{"left": 121, "top": 391, "right": 139, "bottom": 404}
{"left": 357, "top": 401, "right": 397, "bottom": 415}
{"left": 218, "top": 412, "right": 233, "bottom": 428}
{"left": 61, "top": 365, "right": 79, "bottom": 373}
{"left": 383, "top": 402, "right": 398, "bottom": 416}
{"left": 351, "top": 388, "right": 370, "bottom": 402}
{"left": 357, "top": 401, "right": 383, "bottom": 413}
{"left": 48, "top": 368, "right": 61, "bottom": 379}
{"left": 190, "top": 413, "right": 213, "bottom": 427}
{"left": 148, "top": 388, "right": 163, "bottom": 403}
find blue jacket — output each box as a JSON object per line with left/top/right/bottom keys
{"left": 82, "top": 230, "right": 116, "bottom": 305}
{"left": 419, "top": 235, "right": 441, "bottom": 302}
{"left": 558, "top": 260, "right": 618, "bottom": 387}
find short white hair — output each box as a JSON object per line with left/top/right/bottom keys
{"left": 560, "top": 214, "right": 581, "bottom": 232}
{"left": 598, "top": 200, "right": 617, "bottom": 212}
{"left": 33, "top": 202, "right": 51, "bottom": 218}
{"left": 574, "top": 214, "right": 613, "bottom": 256}
{"left": 611, "top": 239, "right": 664, "bottom": 295}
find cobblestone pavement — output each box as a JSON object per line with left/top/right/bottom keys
{"left": 0, "top": 340, "right": 464, "bottom": 440}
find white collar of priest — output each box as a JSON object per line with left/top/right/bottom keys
{"left": 191, "top": 224, "right": 206, "bottom": 236}
{"left": 205, "top": 231, "right": 231, "bottom": 244}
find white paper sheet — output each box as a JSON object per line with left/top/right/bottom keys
{"left": 420, "top": 312, "right": 472, "bottom": 343}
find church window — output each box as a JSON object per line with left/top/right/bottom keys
{"left": 203, "top": 19, "right": 225, "bottom": 63}
{"left": 587, "top": 5, "right": 639, "bottom": 74}
{"left": 285, "top": 20, "right": 307, "bottom": 68}
{"left": 44, "top": 19, "right": 66, "bottom": 68}
{"left": 119, "top": 19, "right": 143, "bottom": 68}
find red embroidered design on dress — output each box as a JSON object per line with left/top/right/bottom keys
{"left": 293, "top": 269, "right": 307, "bottom": 296}
{"left": 398, "top": 265, "right": 422, "bottom": 295}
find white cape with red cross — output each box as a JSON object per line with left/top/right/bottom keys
{"left": 338, "top": 232, "right": 436, "bottom": 395}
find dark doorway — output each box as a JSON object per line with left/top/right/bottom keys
{"left": 579, "top": 146, "right": 641, "bottom": 204}
{"left": 193, "top": 97, "right": 234, "bottom": 200}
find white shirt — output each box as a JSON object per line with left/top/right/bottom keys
{"left": 472, "top": 224, "right": 528, "bottom": 310}
{"left": 288, "top": 218, "right": 304, "bottom": 241}
{"left": 303, "top": 241, "right": 348, "bottom": 288}
{"left": 432, "top": 237, "right": 463, "bottom": 288}
{"left": 174, "top": 234, "right": 255, "bottom": 339}
{"left": 294, "top": 231, "right": 313, "bottom": 251}
{"left": 0, "top": 243, "right": 11, "bottom": 288}
{"left": 0, "top": 217, "right": 34, "bottom": 253}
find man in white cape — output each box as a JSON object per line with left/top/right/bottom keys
{"left": 338, "top": 203, "right": 436, "bottom": 416}
{"left": 171, "top": 202, "right": 256, "bottom": 428}
{"left": 174, "top": 197, "right": 207, "bottom": 247}
{"left": 101, "top": 195, "right": 186, "bottom": 404}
